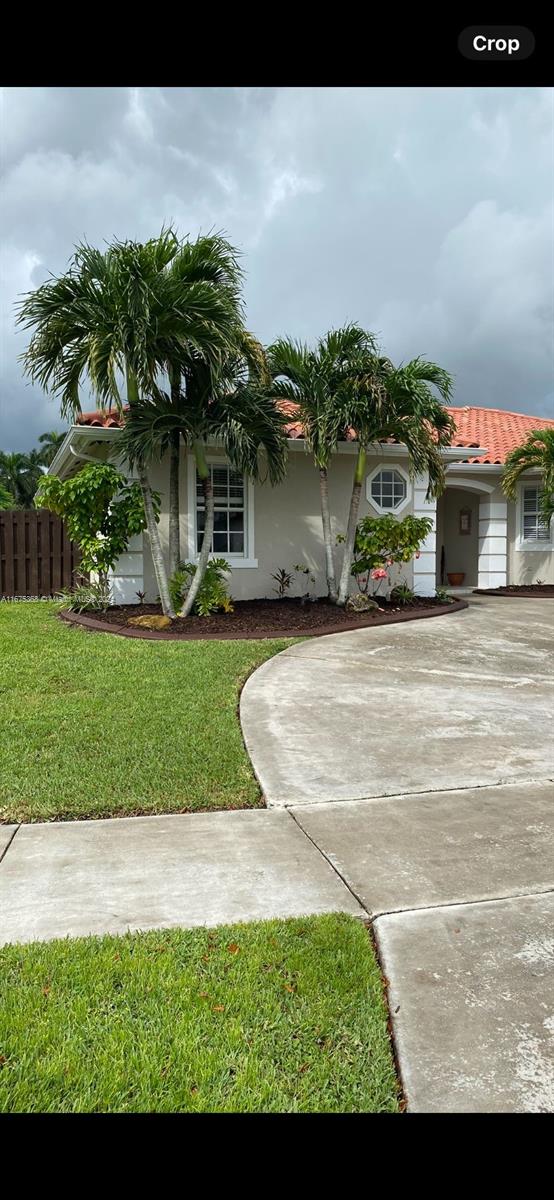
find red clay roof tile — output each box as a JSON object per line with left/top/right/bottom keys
{"left": 76, "top": 404, "right": 554, "bottom": 464}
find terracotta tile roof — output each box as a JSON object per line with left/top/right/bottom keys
{"left": 77, "top": 407, "right": 129, "bottom": 428}
{"left": 76, "top": 404, "right": 554, "bottom": 464}
{"left": 448, "top": 406, "right": 554, "bottom": 464}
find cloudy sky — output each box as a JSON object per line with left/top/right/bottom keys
{"left": 1, "top": 86, "right": 553, "bottom": 450}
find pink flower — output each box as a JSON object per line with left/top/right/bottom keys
{"left": 415, "top": 551, "right": 421, "bottom": 559}
{"left": 386, "top": 559, "right": 394, "bottom": 566}
{"left": 371, "top": 568, "right": 388, "bottom": 580}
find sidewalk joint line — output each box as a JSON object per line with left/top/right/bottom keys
{"left": 373, "top": 885, "right": 554, "bottom": 921}
{"left": 282, "top": 775, "right": 554, "bottom": 809}
{"left": 286, "top": 808, "right": 371, "bottom": 919}
{"left": 0, "top": 824, "right": 21, "bottom": 866}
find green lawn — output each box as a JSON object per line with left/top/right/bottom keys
{"left": 0, "top": 602, "right": 292, "bottom": 823}
{"left": 0, "top": 913, "right": 399, "bottom": 1113}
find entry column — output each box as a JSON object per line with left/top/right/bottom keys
{"left": 413, "top": 474, "right": 437, "bottom": 597}
{"left": 478, "top": 500, "right": 508, "bottom": 588}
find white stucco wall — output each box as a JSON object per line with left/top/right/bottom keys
{"left": 140, "top": 445, "right": 416, "bottom": 603}
{"left": 507, "top": 495, "right": 554, "bottom": 584}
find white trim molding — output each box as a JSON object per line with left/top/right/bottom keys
{"left": 444, "top": 475, "right": 496, "bottom": 494}
{"left": 366, "top": 463, "right": 411, "bottom": 515}
{"left": 413, "top": 473, "right": 437, "bottom": 596}
{"left": 515, "top": 481, "right": 553, "bottom": 553}
{"left": 186, "top": 454, "right": 258, "bottom": 568}
{"left": 478, "top": 499, "right": 507, "bottom": 588}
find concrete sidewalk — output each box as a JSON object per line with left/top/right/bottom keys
{"left": 0, "top": 808, "right": 363, "bottom": 946}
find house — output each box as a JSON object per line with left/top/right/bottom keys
{"left": 48, "top": 405, "right": 554, "bottom": 602}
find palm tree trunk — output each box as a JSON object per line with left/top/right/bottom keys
{"left": 337, "top": 446, "right": 366, "bottom": 606}
{"left": 180, "top": 441, "right": 213, "bottom": 617}
{"left": 138, "top": 468, "right": 176, "bottom": 619}
{"left": 168, "top": 430, "right": 181, "bottom": 576}
{"left": 319, "top": 467, "right": 337, "bottom": 602}
{"left": 125, "top": 364, "right": 175, "bottom": 619}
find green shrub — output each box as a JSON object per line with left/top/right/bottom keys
{"left": 57, "top": 576, "right": 112, "bottom": 613}
{"left": 270, "top": 567, "right": 293, "bottom": 599}
{"left": 169, "top": 559, "right": 233, "bottom": 616}
{"left": 351, "top": 513, "right": 433, "bottom": 594}
{"left": 390, "top": 581, "right": 415, "bottom": 606}
{"left": 36, "top": 463, "right": 153, "bottom": 576}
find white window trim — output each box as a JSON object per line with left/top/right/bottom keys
{"left": 186, "top": 453, "right": 258, "bottom": 568}
{"left": 366, "top": 463, "right": 411, "bottom": 514}
{"left": 516, "top": 481, "right": 553, "bottom": 552}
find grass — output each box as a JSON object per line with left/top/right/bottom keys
{"left": 0, "top": 602, "right": 292, "bottom": 823}
{"left": 0, "top": 913, "right": 399, "bottom": 1113}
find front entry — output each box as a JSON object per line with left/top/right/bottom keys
{"left": 436, "top": 488, "right": 480, "bottom": 588}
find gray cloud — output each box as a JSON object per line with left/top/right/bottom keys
{"left": 1, "top": 85, "right": 552, "bottom": 450}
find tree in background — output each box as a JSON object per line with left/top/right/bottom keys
{"left": 38, "top": 430, "right": 66, "bottom": 466}
{"left": 0, "top": 483, "right": 15, "bottom": 510}
{"left": 502, "top": 428, "right": 554, "bottom": 529}
{"left": 0, "top": 451, "right": 43, "bottom": 508}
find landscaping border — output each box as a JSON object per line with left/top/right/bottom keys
{"left": 59, "top": 598, "right": 468, "bottom": 641}
{"left": 473, "top": 588, "right": 554, "bottom": 598}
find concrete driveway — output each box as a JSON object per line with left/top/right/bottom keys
{"left": 241, "top": 595, "right": 554, "bottom": 806}
{"left": 242, "top": 596, "right": 554, "bottom": 1111}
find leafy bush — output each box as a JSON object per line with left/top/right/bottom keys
{"left": 351, "top": 514, "right": 433, "bottom": 594}
{"left": 435, "top": 587, "right": 454, "bottom": 604}
{"left": 169, "top": 559, "right": 233, "bottom": 616}
{"left": 36, "top": 464, "right": 154, "bottom": 577}
{"left": 57, "top": 576, "right": 112, "bottom": 613}
{"left": 390, "top": 581, "right": 415, "bottom": 606}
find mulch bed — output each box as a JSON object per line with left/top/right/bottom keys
{"left": 60, "top": 595, "right": 468, "bottom": 641}
{"left": 473, "top": 585, "right": 554, "bottom": 597}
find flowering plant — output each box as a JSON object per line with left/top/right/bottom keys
{"left": 351, "top": 514, "right": 433, "bottom": 596}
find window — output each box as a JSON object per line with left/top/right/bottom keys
{"left": 196, "top": 463, "right": 245, "bottom": 555}
{"left": 521, "top": 486, "right": 550, "bottom": 542}
{"left": 369, "top": 468, "right": 408, "bottom": 511}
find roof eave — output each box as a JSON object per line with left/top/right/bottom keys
{"left": 48, "top": 425, "right": 123, "bottom": 479}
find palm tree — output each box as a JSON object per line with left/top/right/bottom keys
{"left": 163, "top": 235, "right": 244, "bottom": 574}
{"left": 17, "top": 229, "right": 242, "bottom": 617}
{"left": 0, "top": 451, "right": 43, "bottom": 508}
{"left": 268, "top": 325, "right": 377, "bottom": 602}
{"left": 119, "top": 332, "right": 288, "bottom": 617}
{"left": 502, "top": 428, "right": 554, "bottom": 528}
{"left": 38, "top": 430, "right": 66, "bottom": 466}
{"left": 0, "top": 483, "right": 15, "bottom": 510}
{"left": 335, "top": 354, "right": 455, "bottom": 606}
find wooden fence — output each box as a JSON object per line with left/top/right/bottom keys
{"left": 0, "top": 510, "right": 83, "bottom": 598}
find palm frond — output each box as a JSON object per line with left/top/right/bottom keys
{"left": 502, "top": 428, "right": 554, "bottom": 499}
